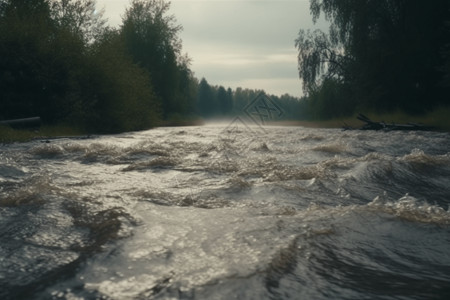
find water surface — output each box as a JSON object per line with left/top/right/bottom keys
{"left": 1, "top": 125, "right": 450, "bottom": 299}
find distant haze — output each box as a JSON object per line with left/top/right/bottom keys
{"left": 97, "top": 0, "right": 328, "bottom": 97}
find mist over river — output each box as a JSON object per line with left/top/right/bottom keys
{"left": 1, "top": 124, "right": 450, "bottom": 299}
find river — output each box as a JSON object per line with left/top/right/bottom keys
{"left": 1, "top": 124, "right": 450, "bottom": 299}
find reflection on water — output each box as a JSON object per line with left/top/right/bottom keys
{"left": 1, "top": 125, "right": 450, "bottom": 299}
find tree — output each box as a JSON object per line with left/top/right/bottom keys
{"left": 295, "top": 29, "right": 349, "bottom": 92}
{"left": 50, "top": 0, "right": 107, "bottom": 44}
{"left": 217, "top": 86, "right": 228, "bottom": 115}
{"left": 197, "top": 78, "right": 215, "bottom": 117}
{"left": 0, "top": 0, "right": 161, "bottom": 132}
{"left": 168, "top": 53, "right": 198, "bottom": 117}
{"left": 121, "top": 0, "right": 191, "bottom": 118}
{"left": 297, "top": 0, "right": 450, "bottom": 117}
{"left": 0, "top": 0, "right": 73, "bottom": 122}
{"left": 225, "top": 87, "right": 233, "bottom": 114}
{"left": 72, "top": 29, "right": 160, "bottom": 132}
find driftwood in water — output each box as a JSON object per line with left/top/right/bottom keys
{"left": 355, "top": 113, "right": 434, "bottom": 131}
{"left": 0, "top": 117, "right": 41, "bottom": 129}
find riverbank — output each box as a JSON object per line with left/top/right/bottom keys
{"left": 2, "top": 109, "right": 449, "bottom": 144}
{"left": 269, "top": 108, "right": 450, "bottom": 132}
{"left": 0, "top": 125, "right": 87, "bottom": 144}
{"left": 0, "top": 117, "right": 204, "bottom": 144}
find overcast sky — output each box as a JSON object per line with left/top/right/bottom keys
{"left": 96, "top": 0, "right": 327, "bottom": 97}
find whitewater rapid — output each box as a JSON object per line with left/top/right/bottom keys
{"left": 1, "top": 124, "right": 450, "bottom": 299}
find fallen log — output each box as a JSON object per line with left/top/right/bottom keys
{"left": 355, "top": 113, "right": 435, "bottom": 131}
{"left": 357, "top": 114, "right": 386, "bottom": 130}
{"left": 0, "top": 117, "right": 41, "bottom": 129}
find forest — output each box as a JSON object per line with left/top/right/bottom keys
{"left": 296, "top": 0, "right": 450, "bottom": 119}
{"left": 0, "top": 0, "right": 301, "bottom": 134}
{"left": 1, "top": 0, "right": 450, "bottom": 135}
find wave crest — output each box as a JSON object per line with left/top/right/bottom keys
{"left": 368, "top": 194, "right": 450, "bottom": 225}
{"left": 400, "top": 149, "right": 450, "bottom": 166}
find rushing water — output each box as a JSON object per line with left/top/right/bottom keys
{"left": 1, "top": 124, "right": 450, "bottom": 299}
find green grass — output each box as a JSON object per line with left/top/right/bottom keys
{"left": 0, "top": 126, "right": 36, "bottom": 143}
{"left": 0, "top": 125, "right": 85, "bottom": 143}
{"left": 1, "top": 115, "right": 204, "bottom": 143}
{"left": 271, "top": 107, "right": 450, "bottom": 131}
{"left": 2, "top": 108, "right": 449, "bottom": 144}
{"left": 159, "top": 114, "right": 204, "bottom": 127}
{"left": 351, "top": 108, "right": 450, "bottom": 131}
{"left": 0, "top": 116, "right": 203, "bottom": 143}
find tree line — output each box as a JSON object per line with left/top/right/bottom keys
{"left": 5, "top": 0, "right": 448, "bottom": 131}
{"left": 196, "top": 78, "right": 303, "bottom": 120}
{"left": 0, "top": 0, "right": 200, "bottom": 133}
{"left": 0, "top": 0, "right": 302, "bottom": 134}
{"left": 296, "top": 0, "right": 450, "bottom": 120}
{"left": 1, "top": 0, "right": 167, "bottom": 132}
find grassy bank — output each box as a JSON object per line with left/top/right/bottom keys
{"left": 270, "top": 108, "right": 450, "bottom": 132}
{"left": 0, "top": 125, "right": 85, "bottom": 143}
{"left": 0, "top": 117, "right": 204, "bottom": 144}
{"left": 159, "top": 114, "right": 204, "bottom": 127}
{"left": 2, "top": 108, "right": 449, "bottom": 144}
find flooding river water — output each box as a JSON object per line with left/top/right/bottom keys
{"left": 1, "top": 124, "right": 450, "bottom": 299}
